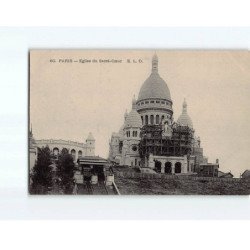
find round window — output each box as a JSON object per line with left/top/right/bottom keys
{"left": 132, "top": 145, "right": 137, "bottom": 152}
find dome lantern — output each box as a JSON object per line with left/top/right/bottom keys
{"left": 183, "top": 98, "right": 187, "bottom": 113}
{"left": 152, "top": 53, "right": 158, "bottom": 73}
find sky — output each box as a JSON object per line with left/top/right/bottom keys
{"left": 30, "top": 50, "right": 250, "bottom": 177}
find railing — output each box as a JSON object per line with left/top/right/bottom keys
{"left": 112, "top": 181, "right": 121, "bottom": 195}
{"left": 35, "top": 139, "right": 85, "bottom": 147}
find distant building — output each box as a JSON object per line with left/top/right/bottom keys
{"left": 241, "top": 170, "right": 250, "bottom": 179}
{"left": 218, "top": 171, "right": 234, "bottom": 178}
{"left": 29, "top": 129, "right": 95, "bottom": 170}
{"left": 29, "top": 128, "right": 37, "bottom": 172}
{"left": 77, "top": 155, "right": 109, "bottom": 182}
{"left": 197, "top": 163, "right": 219, "bottom": 177}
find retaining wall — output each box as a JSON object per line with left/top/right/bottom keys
{"left": 115, "top": 171, "right": 243, "bottom": 183}
{"left": 115, "top": 171, "right": 250, "bottom": 195}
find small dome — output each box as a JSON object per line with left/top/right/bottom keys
{"left": 87, "top": 132, "right": 95, "bottom": 141}
{"left": 177, "top": 99, "right": 193, "bottom": 128}
{"left": 137, "top": 55, "right": 171, "bottom": 102}
{"left": 125, "top": 110, "right": 142, "bottom": 128}
{"left": 125, "top": 98, "right": 142, "bottom": 128}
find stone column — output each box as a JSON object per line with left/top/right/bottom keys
{"left": 183, "top": 156, "right": 187, "bottom": 173}
{"left": 171, "top": 161, "right": 175, "bottom": 174}
{"left": 75, "top": 152, "right": 78, "bottom": 162}
{"left": 161, "top": 161, "right": 164, "bottom": 173}
{"left": 148, "top": 154, "right": 154, "bottom": 169}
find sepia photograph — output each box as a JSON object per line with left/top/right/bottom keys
{"left": 1, "top": 2, "right": 250, "bottom": 249}
{"left": 29, "top": 49, "right": 250, "bottom": 195}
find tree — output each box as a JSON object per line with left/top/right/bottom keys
{"left": 57, "top": 148, "right": 75, "bottom": 194}
{"left": 30, "top": 146, "right": 53, "bottom": 194}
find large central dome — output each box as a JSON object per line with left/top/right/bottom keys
{"left": 137, "top": 54, "right": 171, "bottom": 102}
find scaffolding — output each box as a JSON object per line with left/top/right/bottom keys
{"left": 139, "top": 124, "right": 194, "bottom": 163}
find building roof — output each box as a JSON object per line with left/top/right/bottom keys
{"left": 200, "top": 163, "right": 219, "bottom": 168}
{"left": 137, "top": 54, "right": 172, "bottom": 102}
{"left": 218, "top": 171, "right": 233, "bottom": 178}
{"left": 78, "top": 155, "right": 109, "bottom": 165}
{"left": 177, "top": 99, "right": 193, "bottom": 128}
{"left": 242, "top": 170, "right": 250, "bottom": 178}
{"left": 35, "top": 139, "right": 85, "bottom": 148}
{"left": 125, "top": 97, "right": 142, "bottom": 128}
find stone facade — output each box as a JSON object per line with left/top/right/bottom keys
{"left": 109, "top": 97, "right": 142, "bottom": 167}
{"left": 147, "top": 154, "right": 195, "bottom": 174}
{"left": 109, "top": 54, "right": 214, "bottom": 175}
{"left": 29, "top": 130, "right": 95, "bottom": 170}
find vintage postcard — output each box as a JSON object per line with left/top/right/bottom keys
{"left": 29, "top": 50, "right": 250, "bottom": 195}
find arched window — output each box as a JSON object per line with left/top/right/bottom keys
{"left": 165, "top": 162, "right": 172, "bottom": 174}
{"left": 71, "top": 149, "right": 76, "bottom": 161}
{"left": 150, "top": 115, "right": 154, "bottom": 125}
{"left": 145, "top": 115, "right": 148, "bottom": 125}
{"left": 155, "top": 161, "right": 162, "bottom": 173}
{"left": 141, "top": 116, "right": 143, "bottom": 125}
{"left": 156, "top": 115, "right": 159, "bottom": 124}
{"left": 161, "top": 115, "right": 165, "bottom": 123}
{"left": 175, "top": 162, "right": 182, "bottom": 173}
{"left": 78, "top": 150, "right": 82, "bottom": 158}
{"left": 53, "top": 147, "right": 59, "bottom": 156}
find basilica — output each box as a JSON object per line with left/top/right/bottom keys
{"left": 109, "top": 54, "right": 216, "bottom": 175}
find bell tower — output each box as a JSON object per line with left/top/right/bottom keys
{"left": 86, "top": 132, "right": 95, "bottom": 156}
